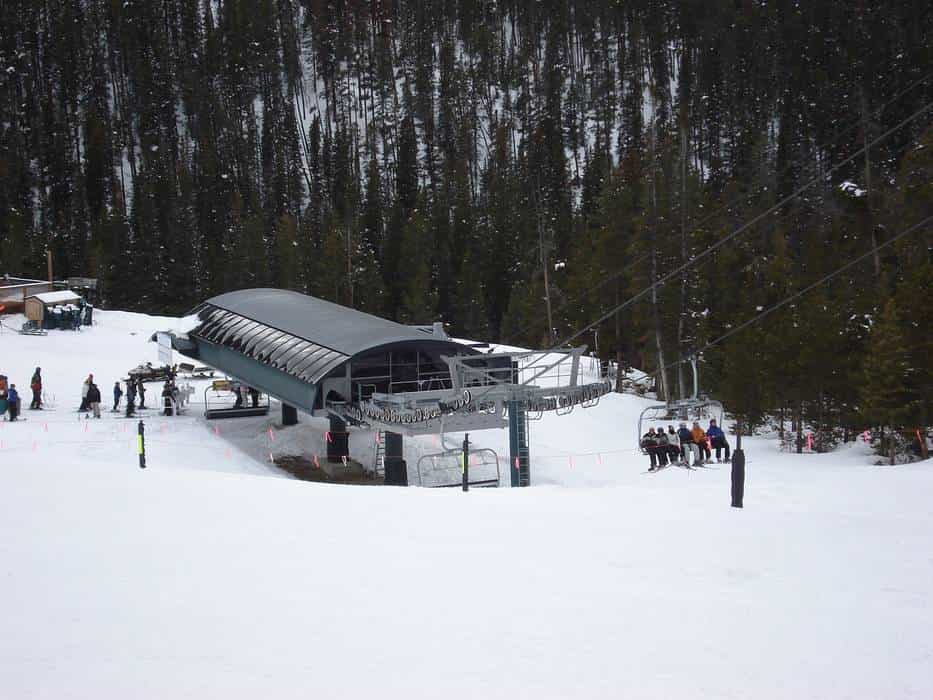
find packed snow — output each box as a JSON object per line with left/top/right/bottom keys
{"left": 0, "top": 310, "right": 931, "bottom": 699}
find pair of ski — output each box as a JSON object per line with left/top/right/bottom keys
{"left": 642, "top": 461, "right": 719, "bottom": 474}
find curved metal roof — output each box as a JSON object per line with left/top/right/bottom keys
{"left": 204, "top": 289, "right": 448, "bottom": 355}
{"left": 188, "top": 289, "right": 468, "bottom": 385}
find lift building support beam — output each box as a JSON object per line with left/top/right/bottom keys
{"left": 508, "top": 401, "right": 530, "bottom": 487}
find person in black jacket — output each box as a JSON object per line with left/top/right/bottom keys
{"left": 657, "top": 427, "right": 680, "bottom": 465}
{"left": 162, "top": 381, "right": 175, "bottom": 416}
{"left": 125, "top": 380, "right": 136, "bottom": 417}
{"left": 640, "top": 427, "right": 660, "bottom": 470}
{"left": 87, "top": 382, "right": 102, "bottom": 418}
{"left": 30, "top": 368, "right": 42, "bottom": 409}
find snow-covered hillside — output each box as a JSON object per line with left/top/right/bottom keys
{"left": 1, "top": 311, "right": 931, "bottom": 699}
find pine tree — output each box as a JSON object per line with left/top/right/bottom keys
{"left": 860, "top": 299, "right": 920, "bottom": 463}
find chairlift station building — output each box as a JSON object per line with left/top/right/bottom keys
{"left": 167, "top": 288, "right": 611, "bottom": 486}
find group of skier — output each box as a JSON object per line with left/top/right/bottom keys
{"left": 641, "top": 419, "right": 731, "bottom": 471}
{"left": 0, "top": 368, "right": 43, "bottom": 421}
{"left": 77, "top": 373, "right": 108, "bottom": 418}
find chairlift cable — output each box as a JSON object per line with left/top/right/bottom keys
{"left": 632, "top": 214, "right": 932, "bottom": 394}
{"left": 512, "top": 97, "right": 933, "bottom": 387}
{"left": 498, "top": 70, "right": 933, "bottom": 351}
{"left": 650, "top": 214, "right": 933, "bottom": 379}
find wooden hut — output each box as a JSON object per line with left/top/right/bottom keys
{"left": 24, "top": 290, "right": 82, "bottom": 323}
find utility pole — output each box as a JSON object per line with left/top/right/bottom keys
{"left": 648, "top": 167, "right": 669, "bottom": 402}
{"left": 535, "top": 174, "right": 555, "bottom": 345}
{"left": 677, "top": 122, "right": 689, "bottom": 401}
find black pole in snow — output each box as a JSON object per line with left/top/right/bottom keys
{"left": 731, "top": 418, "right": 744, "bottom": 508}
{"left": 138, "top": 420, "right": 146, "bottom": 469}
{"left": 462, "top": 433, "right": 470, "bottom": 492}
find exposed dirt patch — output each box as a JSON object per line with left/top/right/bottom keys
{"left": 273, "top": 455, "right": 384, "bottom": 485}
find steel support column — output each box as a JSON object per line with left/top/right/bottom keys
{"left": 508, "top": 400, "right": 530, "bottom": 487}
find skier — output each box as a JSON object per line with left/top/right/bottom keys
{"left": 162, "top": 381, "right": 175, "bottom": 416}
{"left": 657, "top": 427, "right": 680, "bottom": 465}
{"left": 79, "top": 374, "right": 93, "bottom": 411}
{"left": 707, "top": 418, "right": 731, "bottom": 463}
{"left": 137, "top": 378, "right": 146, "bottom": 409}
{"left": 113, "top": 381, "right": 123, "bottom": 412}
{"left": 232, "top": 382, "right": 244, "bottom": 409}
{"left": 30, "top": 367, "right": 42, "bottom": 409}
{"left": 653, "top": 428, "right": 670, "bottom": 467}
{"left": 7, "top": 384, "right": 20, "bottom": 421}
{"left": 640, "top": 427, "right": 660, "bottom": 470}
{"left": 125, "top": 379, "right": 137, "bottom": 418}
{"left": 691, "top": 421, "right": 710, "bottom": 464}
{"left": 86, "top": 381, "right": 102, "bottom": 419}
{"left": 0, "top": 374, "right": 7, "bottom": 417}
{"left": 678, "top": 423, "right": 697, "bottom": 466}
{"left": 248, "top": 386, "right": 260, "bottom": 408}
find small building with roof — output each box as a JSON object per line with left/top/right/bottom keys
{"left": 25, "top": 290, "right": 83, "bottom": 323}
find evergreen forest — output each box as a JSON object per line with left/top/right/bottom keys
{"left": 1, "top": 0, "right": 931, "bottom": 437}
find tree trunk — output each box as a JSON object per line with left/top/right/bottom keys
{"left": 651, "top": 245, "right": 669, "bottom": 401}
{"left": 795, "top": 399, "right": 803, "bottom": 453}
{"left": 861, "top": 87, "right": 881, "bottom": 277}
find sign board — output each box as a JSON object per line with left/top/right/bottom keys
{"left": 156, "top": 332, "right": 173, "bottom": 365}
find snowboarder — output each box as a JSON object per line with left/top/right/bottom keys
{"left": 113, "top": 381, "right": 123, "bottom": 411}
{"left": 678, "top": 423, "right": 698, "bottom": 465}
{"left": 641, "top": 427, "right": 660, "bottom": 470}
{"left": 7, "top": 384, "right": 20, "bottom": 421}
{"left": 87, "top": 381, "right": 102, "bottom": 419}
{"left": 707, "top": 419, "right": 731, "bottom": 463}
{"left": 30, "top": 368, "right": 42, "bottom": 409}
{"left": 691, "top": 422, "right": 710, "bottom": 464}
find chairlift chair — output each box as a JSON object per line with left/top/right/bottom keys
{"left": 636, "top": 356, "right": 724, "bottom": 452}
{"left": 416, "top": 447, "right": 501, "bottom": 488}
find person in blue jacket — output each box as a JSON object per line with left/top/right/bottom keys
{"left": 7, "top": 384, "right": 20, "bottom": 421}
{"left": 113, "top": 381, "right": 124, "bottom": 411}
{"left": 707, "top": 418, "right": 731, "bottom": 463}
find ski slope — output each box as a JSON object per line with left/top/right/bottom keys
{"left": 1, "top": 310, "right": 931, "bottom": 699}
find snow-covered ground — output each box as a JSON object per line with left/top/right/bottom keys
{"left": 1, "top": 311, "right": 931, "bottom": 699}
